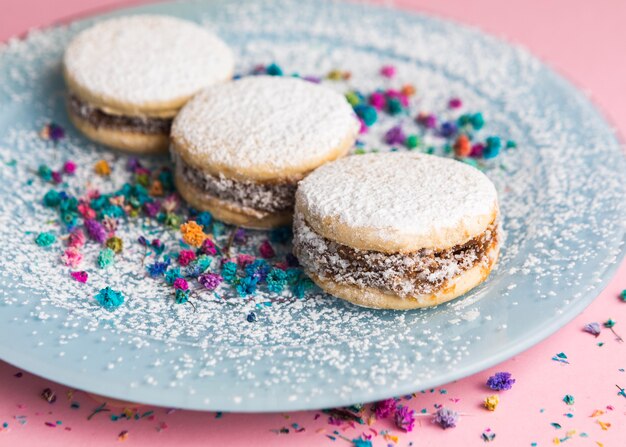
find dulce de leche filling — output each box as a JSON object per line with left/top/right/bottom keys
{"left": 68, "top": 94, "right": 172, "bottom": 135}
{"left": 177, "top": 156, "right": 297, "bottom": 215}
{"left": 293, "top": 211, "right": 498, "bottom": 298}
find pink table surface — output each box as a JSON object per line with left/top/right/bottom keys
{"left": 1, "top": 0, "right": 625, "bottom": 446}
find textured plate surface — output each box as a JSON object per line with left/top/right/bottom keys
{"left": 0, "top": 0, "right": 625, "bottom": 412}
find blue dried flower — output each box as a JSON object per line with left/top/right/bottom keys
{"left": 97, "top": 248, "right": 115, "bottom": 269}
{"left": 433, "top": 407, "right": 459, "bottom": 429}
{"left": 43, "top": 189, "right": 61, "bottom": 207}
{"left": 292, "top": 276, "right": 314, "bottom": 298}
{"left": 35, "top": 231, "right": 55, "bottom": 247}
{"left": 165, "top": 267, "right": 183, "bottom": 285}
{"left": 101, "top": 204, "right": 125, "bottom": 218}
{"left": 158, "top": 169, "right": 174, "bottom": 191}
{"left": 183, "top": 255, "right": 212, "bottom": 278}
{"left": 266, "top": 268, "right": 287, "bottom": 293}
{"left": 147, "top": 260, "right": 170, "bottom": 277}
{"left": 235, "top": 276, "right": 258, "bottom": 297}
{"left": 94, "top": 287, "right": 124, "bottom": 310}
{"left": 194, "top": 211, "right": 213, "bottom": 230}
{"left": 175, "top": 288, "right": 190, "bottom": 304}
{"left": 245, "top": 259, "right": 270, "bottom": 282}
{"left": 221, "top": 261, "right": 238, "bottom": 283}
{"left": 486, "top": 372, "right": 515, "bottom": 391}
{"left": 352, "top": 438, "right": 373, "bottom": 447}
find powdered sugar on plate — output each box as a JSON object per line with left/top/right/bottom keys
{"left": 0, "top": 0, "right": 624, "bottom": 412}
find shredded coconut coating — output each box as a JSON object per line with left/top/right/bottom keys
{"left": 63, "top": 15, "right": 234, "bottom": 107}
{"left": 171, "top": 76, "right": 360, "bottom": 177}
{"left": 293, "top": 211, "right": 498, "bottom": 297}
{"left": 177, "top": 158, "right": 296, "bottom": 213}
{"left": 296, "top": 153, "right": 498, "bottom": 249}
{"left": 68, "top": 94, "right": 171, "bottom": 134}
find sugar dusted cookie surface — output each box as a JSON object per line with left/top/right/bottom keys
{"left": 171, "top": 76, "right": 359, "bottom": 181}
{"left": 64, "top": 14, "right": 234, "bottom": 115}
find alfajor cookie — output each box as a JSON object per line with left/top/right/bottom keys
{"left": 293, "top": 152, "right": 501, "bottom": 310}
{"left": 170, "top": 75, "right": 360, "bottom": 229}
{"left": 63, "top": 15, "right": 234, "bottom": 153}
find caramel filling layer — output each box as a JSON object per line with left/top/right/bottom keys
{"left": 293, "top": 211, "right": 498, "bottom": 297}
{"left": 68, "top": 94, "right": 172, "bottom": 135}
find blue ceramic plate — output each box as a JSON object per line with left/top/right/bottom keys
{"left": 0, "top": 0, "right": 624, "bottom": 412}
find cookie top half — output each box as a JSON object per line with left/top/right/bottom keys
{"left": 63, "top": 15, "right": 234, "bottom": 117}
{"left": 171, "top": 76, "right": 360, "bottom": 182}
{"left": 295, "top": 153, "right": 499, "bottom": 253}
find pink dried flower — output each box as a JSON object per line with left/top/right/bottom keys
{"left": 102, "top": 216, "right": 118, "bottom": 234}
{"left": 394, "top": 405, "right": 415, "bottom": 432}
{"left": 178, "top": 250, "right": 196, "bottom": 267}
{"left": 380, "top": 65, "right": 396, "bottom": 78}
{"left": 369, "top": 92, "right": 386, "bottom": 110}
{"left": 77, "top": 202, "right": 96, "bottom": 219}
{"left": 63, "top": 160, "right": 77, "bottom": 175}
{"left": 162, "top": 194, "right": 179, "bottom": 213}
{"left": 70, "top": 271, "right": 88, "bottom": 283}
{"left": 201, "top": 238, "right": 217, "bottom": 256}
{"left": 173, "top": 278, "right": 189, "bottom": 290}
{"left": 61, "top": 247, "right": 83, "bottom": 268}
{"left": 236, "top": 254, "right": 255, "bottom": 267}
{"left": 259, "top": 240, "right": 275, "bottom": 259}
{"left": 374, "top": 398, "right": 396, "bottom": 419}
{"left": 67, "top": 229, "right": 86, "bottom": 248}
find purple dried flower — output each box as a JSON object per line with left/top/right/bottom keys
{"left": 143, "top": 201, "right": 161, "bottom": 217}
{"left": 48, "top": 123, "right": 65, "bottom": 142}
{"left": 137, "top": 235, "right": 148, "bottom": 246}
{"left": 303, "top": 75, "right": 322, "bottom": 84}
{"left": 201, "top": 238, "right": 218, "bottom": 256}
{"left": 84, "top": 219, "right": 107, "bottom": 244}
{"left": 384, "top": 125, "right": 406, "bottom": 145}
{"left": 374, "top": 398, "right": 396, "bottom": 419}
{"left": 583, "top": 322, "right": 601, "bottom": 336}
{"left": 233, "top": 228, "right": 247, "bottom": 244}
{"left": 198, "top": 273, "right": 223, "bottom": 290}
{"left": 127, "top": 157, "right": 142, "bottom": 172}
{"left": 433, "top": 407, "right": 459, "bottom": 429}
{"left": 394, "top": 405, "right": 415, "bottom": 432}
{"left": 486, "top": 371, "right": 516, "bottom": 391}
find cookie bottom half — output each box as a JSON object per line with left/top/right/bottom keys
{"left": 293, "top": 211, "right": 500, "bottom": 309}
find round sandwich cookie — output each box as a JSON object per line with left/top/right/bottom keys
{"left": 63, "top": 15, "right": 234, "bottom": 153}
{"left": 171, "top": 75, "right": 360, "bottom": 229}
{"left": 293, "top": 152, "right": 501, "bottom": 310}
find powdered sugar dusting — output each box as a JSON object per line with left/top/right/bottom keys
{"left": 0, "top": 0, "right": 624, "bottom": 412}
{"left": 297, "top": 152, "right": 497, "bottom": 244}
{"left": 64, "top": 15, "right": 234, "bottom": 108}
{"left": 171, "top": 76, "right": 359, "bottom": 175}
